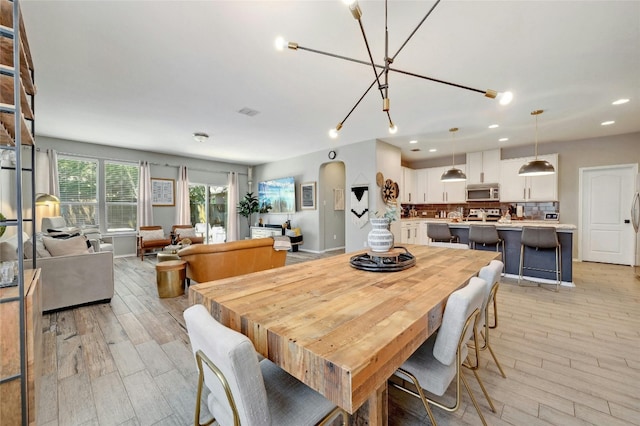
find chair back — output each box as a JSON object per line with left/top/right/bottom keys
{"left": 41, "top": 216, "right": 67, "bottom": 232}
{"left": 184, "top": 305, "right": 270, "bottom": 426}
{"left": 469, "top": 225, "right": 500, "bottom": 245}
{"left": 433, "top": 277, "right": 485, "bottom": 366}
{"left": 521, "top": 227, "right": 559, "bottom": 249}
{"left": 427, "top": 223, "right": 453, "bottom": 242}
{"left": 477, "top": 260, "right": 504, "bottom": 328}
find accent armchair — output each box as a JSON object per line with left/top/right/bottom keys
{"left": 171, "top": 224, "right": 204, "bottom": 245}
{"left": 137, "top": 226, "right": 171, "bottom": 260}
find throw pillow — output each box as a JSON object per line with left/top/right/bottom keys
{"left": 42, "top": 235, "right": 91, "bottom": 257}
{"left": 139, "top": 229, "right": 165, "bottom": 241}
{"left": 23, "top": 237, "right": 52, "bottom": 259}
{"left": 176, "top": 227, "right": 197, "bottom": 238}
{"left": 0, "top": 232, "right": 29, "bottom": 261}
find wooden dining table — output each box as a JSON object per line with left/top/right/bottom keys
{"left": 189, "top": 244, "right": 500, "bottom": 425}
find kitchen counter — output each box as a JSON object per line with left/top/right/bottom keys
{"left": 400, "top": 218, "right": 575, "bottom": 285}
{"left": 401, "top": 218, "right": 576, "bottom": 231}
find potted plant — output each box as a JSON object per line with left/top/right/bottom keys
{"left": 237, "top": 192, "right": 260, "bottom": 231}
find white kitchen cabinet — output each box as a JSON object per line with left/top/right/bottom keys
{"left": 400, "top": 167, "right": 416, "bottom": 204}
{"left": 426, "top": 166, "right": 467, "bottom": 204}
{"left": 415, "top": 169, "right": 429, "bottom": 204}
{"left": 499, "top": 153, "right": 558, "bottom": 202}
{"left": 466, "top": 149, "right": 501, "bottom": 184}
{"left": 401, "top": 221, "right": 419, "bottom": 244}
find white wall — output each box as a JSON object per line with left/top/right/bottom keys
{"left": 255, "top": 139, "right": 402, "bottom": 253}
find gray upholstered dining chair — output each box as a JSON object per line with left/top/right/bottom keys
{"left": 427, "top": 223, "right": 459, "bottom": 244}
{"left": 390, "top": 277, "right": 496, "bottom": 426}
{"left": 476, "top": 260, "right": 506, "bottom": 378}
{"left": 184, "top": 304, "right": 347, "bottom": 426}
{"left": 519, "top": 226, "right": 561, "bottom": 291}
{"left": 468, "top": 225, "right": 505, "bottom": 270}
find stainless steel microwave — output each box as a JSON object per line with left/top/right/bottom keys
{"left": 466, "top": 184, "right": 500, "bottom": 201}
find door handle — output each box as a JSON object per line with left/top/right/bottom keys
{"left": 624, "top": 219, "right": 631, "bottom": 224}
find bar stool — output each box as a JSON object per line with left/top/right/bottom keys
{"left": 518, "top": 226, "right": 561, "bottom": 291}
{"left": 427, "top": 223, "right": 459, "bottom": 243}
{"left": 468, "top": 225, "right": 505, "bottom": 271}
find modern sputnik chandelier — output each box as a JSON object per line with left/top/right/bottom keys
{"left": 275, "top": 0, "right": 513, "bottom": 139}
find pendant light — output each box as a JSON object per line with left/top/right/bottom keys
{"left": 441, "top": 127, "right": 467, "bottom": 182}
{"left": 518, "top": 110, "right": 555, "bottom": 176}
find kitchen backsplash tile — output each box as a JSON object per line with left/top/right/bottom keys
{"left": 401, "top": 201, "right": 559, "bottom": 219}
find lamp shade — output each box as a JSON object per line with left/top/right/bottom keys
{"left": 518, "top": 159, "right": 555, "bottom": 176}
{"left": 35, "top": 193, "right": 60, "bottom": 205}
{"left": 440, "top": 167, "right": 467, "bottom": 182}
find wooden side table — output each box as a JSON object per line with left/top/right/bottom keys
{"left": 155, "top": 260, "right": 186, "bottom": 298}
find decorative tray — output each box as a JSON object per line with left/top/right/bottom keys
{"left": 349, "top": 246, "right": 416, "bottom": 272}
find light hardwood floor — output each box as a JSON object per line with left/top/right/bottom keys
{"left": 37, "top": 251, "right": 640, "bottom": 425}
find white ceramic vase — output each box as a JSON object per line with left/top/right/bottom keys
{"left": 368, "top": 218, "right": 394, "bottom": 252}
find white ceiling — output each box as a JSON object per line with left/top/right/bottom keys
{"left": 20, "top": 0, "right": 640, "bottom": 166}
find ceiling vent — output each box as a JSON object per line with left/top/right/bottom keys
{"left": 411, "top": 148, "right": 421, "bottom": 152}
{"left": 238, "top": 107, "right": 260, "bottom": 117}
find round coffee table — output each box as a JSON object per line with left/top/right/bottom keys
{"left": 155, "top": 260, "right": 186, "bottom": 298}
{"left": 157, "top": 252, "right": 180, "bottom": 262}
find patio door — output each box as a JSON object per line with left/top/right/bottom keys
{"left": 189, "top": 184, "right": 228, "bottom": 243}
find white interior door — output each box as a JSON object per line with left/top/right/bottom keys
{"left": 581, "top": 165, "right": 637, "bottom": 265}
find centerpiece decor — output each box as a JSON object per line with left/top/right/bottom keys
{"left": 368, "top": 204, "right": 397, "bottom": 252}
{"left": 368, "top": 218, "right": 394, "bottom": 252}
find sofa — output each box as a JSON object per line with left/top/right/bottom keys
{"left": 177, "top": 237, "right": 288, "bottom": 283}
{"left": 0, "top": 232, "right": 114, "bottom": 312}
{"left": 38, "top": 251, "right": 114, "bottom": 312}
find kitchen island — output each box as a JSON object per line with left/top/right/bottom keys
{"left": 401, "top": 219, "right": 575, "bottom": 285}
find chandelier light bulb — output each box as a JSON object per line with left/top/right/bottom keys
{"left": 274, "top": 36, "right": 287, "bottom": 51}
{"left": 329, "top": 128, "right": 339, "bottom": 139}
{"left": 388, "top": 123, "right": 398, "bottom": 134}
{"left": 498, "top": 91, "right": 514, "bottom": 105}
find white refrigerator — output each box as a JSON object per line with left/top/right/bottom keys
{"left": 632, "top": 174, "right": 640, "bottom": 277}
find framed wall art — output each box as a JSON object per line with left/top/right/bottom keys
{"left": 300, "top": 182, "right": 316, "bottom": 210}
{"left": 151, "top": 178, "right": 175, "bottom": 206}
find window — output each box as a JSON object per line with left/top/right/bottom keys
{"left": 58, "top": 157, "right": 98, "bottom": 227}
{"left": 57, "top": 155, "right": 138, "bottom": 232}
{"left": 105, "top": 161, "right": 139, "bottom": 232}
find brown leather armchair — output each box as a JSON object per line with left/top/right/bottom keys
{"left": 137, "top": 226, "right": 172, "bottom": 260}
{"left": 171, "top": 225, "right": 204, "bottom": 245}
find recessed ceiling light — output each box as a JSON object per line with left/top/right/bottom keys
{"left": 612, "top": 98, "right": 629, "bottom": 105}
{"left": 409, "top": 140, "right": 418, "bottom": 144}
{"left": 488, "top": 124, "right": 499, "bottom": 129}
{"left": 498, "top": 137, "right": 509, "bottom": 142}
{"left": 193, "top": 132, "right": 209, "bottom": 142}
{"left": 429, "top": 148, "right": 437, "bottom": 152}
{"left": 238, "top": 107, "right": 260, "bottom": 117}
{"left": 601, "top": 120, "right": 615, "bottom": 126}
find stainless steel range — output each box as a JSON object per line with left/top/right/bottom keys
{"left": 467, "top": 208, "right": 501, "bottom": 221}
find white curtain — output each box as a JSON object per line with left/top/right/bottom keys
{"left": 137, "top": 161, "right": 153, "bottom": 227}
{"left": 226, "top": 171, "right": 239, "bottom": 242}
{"left": 47, "top": 149, "right": 59, "bottom": 197}
{"left": 176, "top": 166, "right": 190, "bottom": 225}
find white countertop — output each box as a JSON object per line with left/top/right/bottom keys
{"left": 400, "top": 218, "right": 576, "bottom": 231}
